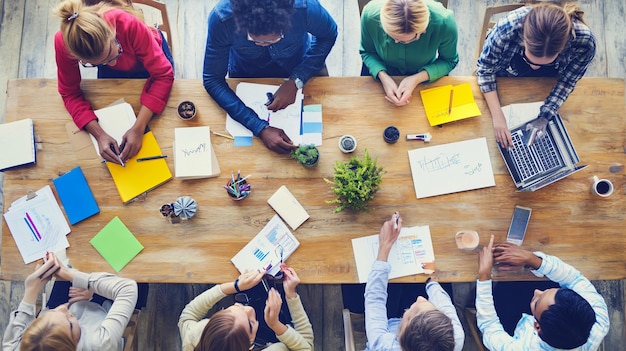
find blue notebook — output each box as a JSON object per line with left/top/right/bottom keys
{"left": 53, "top": 166, "right": 100, "bottom": 225}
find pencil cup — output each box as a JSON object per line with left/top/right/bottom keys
{"left": 591, "top": 175, "right": 613, "bottom": 197}
{"left": 383, "top": 126, "right": 400, "bottom": 144}
{"left": 178, "top": 101, "right": 197, "bottom": 120}
{"left": 226, "top": 179, "right": 251, "bottom": 201}
{"left": 455, "top": 230, "right": 480, "bottom": 251}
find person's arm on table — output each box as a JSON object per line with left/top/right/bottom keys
{"left": 364, "top": 213, "right": 402, "bottom": 349}
{"left": 2, "top": 257, "right": 60, "bottom": 351}
{"left": 426, "top": 277, "right": 464, "bottom": 351}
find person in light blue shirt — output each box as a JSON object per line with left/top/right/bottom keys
{"left": 364, "top": 213, "right": 464, "bottom": 351}
{"left": 203, "top": 0, "right": 337, "bottom": 154}
{"left": 476, "top": 236, "right": 609, "bottom": 350}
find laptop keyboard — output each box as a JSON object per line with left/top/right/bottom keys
{"left": 509, "top": 130, "right": 563, "bottom": 181}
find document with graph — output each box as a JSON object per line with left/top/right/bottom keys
{"left": 231, "top": 214, "right": 300, "bottom": 277}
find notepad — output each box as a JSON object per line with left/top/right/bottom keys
{"left": 267, "top": 185, "right": 309, "bottom": 230}
{"left": 90, "top": 102, "right": 136, "bottom": 157}
{"left": 90, "top": 216, "right": 143, "bottom": 272}
{"left": 352, "top": 225, "right": 435, "bottom": 283}
{"left": 420, "top": 83, "right": 481, "bottom": 126}
{"left": 231, "top": 215, "right": 300, "bottom": 277}
{"left": 174, "top": 126, "right": 221, "bottom": 179}
{"left": 0, "top": 118, "right": 36, "bottom": 171}
{"left": 53, "top": 167, "right": 100, "bottom": 225}
{"left": 106, "top": 131, "right": 172, "bottom": 203}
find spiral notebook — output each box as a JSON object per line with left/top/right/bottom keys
{"left": 0, "top": 118, "right": 36, "bottom": 171}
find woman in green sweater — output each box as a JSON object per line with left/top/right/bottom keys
{"left": 360, "top": 0, "right": 458, "bottom": 106}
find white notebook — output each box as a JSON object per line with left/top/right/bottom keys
{"left": 90, "top": 102, "right": 136, "bottom": 157}
{"left": 267, "top": 185, "right": 309, "bottom": 230}
{"left": 0, "top": 118, "right": 36, "bottom": 171}
{"left": 174, "top": 126, "right": 220, "bottom": 179}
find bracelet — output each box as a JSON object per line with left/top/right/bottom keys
{"left": 234, "top": 278, "right": 241, "bottom": 293}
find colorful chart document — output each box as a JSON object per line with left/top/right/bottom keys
{"left": 3, "top": 185, "right": 70, "bottom": 263}
{"left": 231, "top": 214, "right": 300, "bottom": 277}
{"left": 420, "top": 83, "right": 481, "bottom": 126}
{"left": 352, "top": 225, "right": 435, "bottom": 283}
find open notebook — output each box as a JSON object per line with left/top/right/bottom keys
{"left": 174, "top": 126, "right": 221, "bottom": 179}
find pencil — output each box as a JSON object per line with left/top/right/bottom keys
{"left": 212, "top": 131, "right": 234, "bottom": 140}
{"left": 448, "top": 90, "right": 454, "bottom": 115}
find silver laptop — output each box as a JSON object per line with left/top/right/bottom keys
{"left": 498, "top": 114, "right": 586, "bottom": 191}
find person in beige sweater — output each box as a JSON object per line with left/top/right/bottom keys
{"left": 178, "top": 264, "right": 314, "bottom": 351}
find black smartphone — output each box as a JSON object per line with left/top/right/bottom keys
{"left": 506, "top": 205, "right": 532, "bottom": 246}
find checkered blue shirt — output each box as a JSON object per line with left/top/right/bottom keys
{"left": 476, "top": 6, "right": 596, "bottom": 120}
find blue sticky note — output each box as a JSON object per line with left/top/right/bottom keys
{"left": 303, "top": 104, "right": 322, "bottom": 112}
{"left": 302, "top": 122, "right": 323, "bottom": 133}
{"left": 53, "top": 166, "right": 99, "bottom": 225}
{"left": 234, "top": 136, "right": 253, "bottom": 147}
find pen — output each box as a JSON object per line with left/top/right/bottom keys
{"left": 394, "top": 211, "right": 401, "bottom": 229}
{"left": 137, "top": 155, "right": 168, "bottom": 162}
{"left": 212, "top": 131, "right": 234, "bottom": 140}
{"left": 110, "top": 144, "right": 125, "bottom": 167}
{"left": 448, "top": 90, "right": 454, "bottom": 115}
{"left": 265, "top": 92, "right": 275, "bottom": 106}
{"left": 406, "top": 133, "right": 432, "bottom": 143}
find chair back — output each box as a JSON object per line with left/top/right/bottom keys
{"left": 130, "top": 0, "right": 173, "bottom": 54}
{"left": 476, "top": 4, "right": 525, "bottom": 61}
{"left": 342, "top": 308, "right": 367, "bottom": 351}
{"left": 123, "top": 309, "right": 141, "bottom": 351}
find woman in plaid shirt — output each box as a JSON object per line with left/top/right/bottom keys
{"left": 476, "top": 3, "right": 595, "bottom": 148}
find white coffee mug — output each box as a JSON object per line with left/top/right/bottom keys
{"left": 592, "top": 175, "right": 613, "bottom": 197}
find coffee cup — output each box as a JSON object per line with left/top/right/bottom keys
{"left": 455, "top": 230, "right": 480, "bottom": 251}
{"left": 591, "top": 175, "right": 613, "bottom": 197}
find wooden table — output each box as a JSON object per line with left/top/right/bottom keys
{"left": 1, "top": 77, "right": 624, "bottom": 283}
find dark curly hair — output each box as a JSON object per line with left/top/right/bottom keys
{"left": 231, "top": 0, "right": 295, "bottom": 36}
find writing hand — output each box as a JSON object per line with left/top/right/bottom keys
{"left": 96, "top": 133, "right": 122, "bottom": 164}
{"left": 377, "top": 212, "right": 402, "bottom": 261}
{"left": 267, "top": 80, "right": 298, "bottom": 112}
{"left": 23, "top": 253, "right": 60, "bottom": 304}
{"left": 477, "top": 235, "right": 495, "bottom": 281}
{"left": 119, "top": 126, "right": 143, "bottom": 161}
{"left": 279, "top": 264, "right": 300, "bottom": 299}
{"left": 259, "top": 126, "right": 297, "bottom": 154}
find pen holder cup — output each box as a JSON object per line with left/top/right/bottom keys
{"left": 226, "top": 179, "right": 251, "bottom": 201}
{"left": 178, "top": 101, "right": 197, "bottom": 120}
{"left": 383, "top": 126, "right": 400, "bottom": 144}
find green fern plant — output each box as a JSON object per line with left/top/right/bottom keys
{"left": 324, "top": 149, "right": 384, "bottom": 213}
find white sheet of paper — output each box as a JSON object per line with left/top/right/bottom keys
{"left": 231, "top": 214, "right": 300, "bottom": 277}
{"left": 501, "top": 101, "right": 543, "bottom": 129}
{"left": 408, "top": 137, "right": 495, "bottom": 199}
{"left": 226, "top": 82, "right": 304, "bottom": 144}
{"left": 352, "top": 225, "right": 434, "bottom": 283}
{"left": 90, "top": 102, "right": 136, "bottom": 157}
{"left": 4, "top": 185, "right": 70, "bottom": 263}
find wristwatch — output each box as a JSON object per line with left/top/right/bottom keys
{"left": 291, "top": 76, "right": 304, "bottom": 89}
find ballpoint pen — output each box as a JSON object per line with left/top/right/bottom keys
{"left": 137, "top": 155, "right": 167, "bottom": 162}
{"left": 394, "top": 211, "right": 401, "bottom": 229}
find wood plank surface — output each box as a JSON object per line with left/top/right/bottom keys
{"left": 1, "top": 76, "right": 623, "bottom": 285}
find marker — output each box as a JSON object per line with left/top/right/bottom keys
{"left": 264, "top": 92, "right": 275, "bottom": 106}
{"left": 406, "top": 133, "right": 432, "bottom": 143}
{"left": 212, "top": 131, "right": 234, "bottom": 140}
{"left": 448, "top": 90, "right": 454, "bottom": 115}
{"left": 394, "top": 211, "right": 401, "bottom": 229}
{"left": 137, "top": 155, "right": 168, "bottom": 162}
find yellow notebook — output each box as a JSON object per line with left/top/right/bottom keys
{"left": 420, "top": 83, "right": 481, "bottom": 126}
{"left": 106, "top": 131, "right": 172, "bottom": 203}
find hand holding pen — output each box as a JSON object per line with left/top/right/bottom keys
{"left": 22, "top": 252, "right": 60, "bottom": 304}
{"left": 377, "top": 212, "right": 402, "bottom": 261}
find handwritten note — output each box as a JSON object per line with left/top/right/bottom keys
{"left": 174, "top": 127, "right": 218, "bottom": 179}
{"left": 408, "top": 137, "right": 495, "bottom": 198}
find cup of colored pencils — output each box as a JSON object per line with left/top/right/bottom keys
{"left": 225, "top": 172, "right": 251, "bottom": 201}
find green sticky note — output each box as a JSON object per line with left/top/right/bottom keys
{"left": 90, "top": 216, "right": 143, "bottom": 272}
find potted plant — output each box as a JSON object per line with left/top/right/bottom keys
{"left": 324, "top": 149, "right": 384, "bottom": 213}
{"left": 291, "top": 144, "right": 320, "bottom": 167}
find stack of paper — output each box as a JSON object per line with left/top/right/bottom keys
{"left": 90, "top": 216, "right": 144, "bottom": 272}
{"left": 0, "top": 118, "right": 36, "bottom": 171}
{"left": 53, "top": 166, "right": 100, "bottom": 225}
{"left": 352, "top": 225, "right": 435, "bottom": 283}
{"left": 420, "top": 83, "right": 481, "bottom": 126}
{"left": 231, "top": 214, "right": 300, "bottom": 277}
{"left": 174, "top": 126, "right": 221, "bottom": 179}
{"left": 3, "top": 185, "right": 71, "bottom": 263}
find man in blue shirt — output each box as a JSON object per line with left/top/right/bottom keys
{"left": 476, "top": 236, "right": 609, "bottom": 350}
{"left": 203, "top": 0, "right": 337, "bottom": 154}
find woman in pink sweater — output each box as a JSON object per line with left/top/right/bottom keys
{"left": 54, "top": 0, "right": 173, "bottom": 164}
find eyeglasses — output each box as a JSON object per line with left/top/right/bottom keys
{"left": 522, "top": 50, "right": 557, "bottom": 67}
{"left": 247, "top": 32, "right": 284, "bottom": 46}
{"left": 79, "top": 38, "right": 123, "bottom": 68}
{"left": 393, "top": 32, "right": 420, "bottom": 44}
